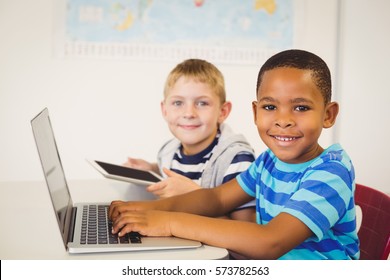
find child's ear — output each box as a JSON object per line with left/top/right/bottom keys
{"left": 323, "top": 102, "right": 339, "bottom": 128}
{"left": 218, "top": 101, "right": 232, "bottom": 123}
{"left": 252, "top": 101, "right": 258, "bottom": 123}
{"left": 161, "top": 100, "right": 168, "bottom": 120}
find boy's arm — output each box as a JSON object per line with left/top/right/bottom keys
{"left": 109, "top": 178, "right": 249, "bottom": 219}
{"left": 217, "top": 150, "right": 256, "bottom": 222}
{"left": 109, "top": 180, "right": 313, "bottom": 259}
{"left": 170, "top": 211, "right": 312, "bottom": 259}
{"left": 229, "top": 207, "right": 256, "bottom": 222}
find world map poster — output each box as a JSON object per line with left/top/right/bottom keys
{"left": 56, "top": 0, "right": 303, "bottom": 64}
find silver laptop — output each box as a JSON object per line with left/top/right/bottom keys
{"left": 31, "top": 108, "right": 201, "bottom": 254}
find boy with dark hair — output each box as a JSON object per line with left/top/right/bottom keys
{"left": 110, "top": 50, "right": 359, "bottom": 260}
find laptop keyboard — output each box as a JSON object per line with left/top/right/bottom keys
{"left": 80, "top": 205, "right": 142, "bottom": 245}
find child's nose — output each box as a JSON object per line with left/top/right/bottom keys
{"left": 275, "top": 111, "right": 294, "bottom": 128}
{"left": 183, "top": 104, "right": 196, "bottom": 118}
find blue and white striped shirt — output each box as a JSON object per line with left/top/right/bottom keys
{"left": 237, "top": 143, "right": 359, "bottom": 259}
{"left": 171, "top": 133, "right": 255, "bottom": 186}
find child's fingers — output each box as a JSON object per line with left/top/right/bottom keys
{"left": 162, "top": 168, "right": 180, "bottom": 177}
{"left": 146, "top": 181, "right": 166, "bottom": 192}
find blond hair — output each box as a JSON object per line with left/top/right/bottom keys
{"left": 163, "top": 59, "right": 226, "bottom": 104}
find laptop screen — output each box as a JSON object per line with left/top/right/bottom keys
{"left": 31, "top": 108, "right": 73, "bottom": 244}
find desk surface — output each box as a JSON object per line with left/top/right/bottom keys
{"left": 0, "top": 179, "right": 228, "bottom": 260}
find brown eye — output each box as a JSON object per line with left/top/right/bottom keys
{"left": 263, "top": 105, "right": 276, "bottom": 111}
{"left": 295, "top": 106, "right": 309, "bottom": 111}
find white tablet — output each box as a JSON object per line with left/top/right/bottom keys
{"left": 88, "top": 159, "right": 162, "bottom": 185}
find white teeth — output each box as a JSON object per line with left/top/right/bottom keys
{"left": 274, "top": 136, "right": 295, "bottom": 141}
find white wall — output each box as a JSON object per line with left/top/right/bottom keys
{"left": 0, "top": 0, "right": 388, "bottom": 194}
{"left": 336, "top": 0, "right": 390, "bottom": 194}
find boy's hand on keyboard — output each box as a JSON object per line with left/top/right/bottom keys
{"left": 111, "top": 210, "right": 172, "bottom": 237}
{"left": 109, "top": 200, "right": 152, "bottom": 220}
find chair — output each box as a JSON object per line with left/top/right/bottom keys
{"left": 354, "top": 183, "right": 390, "bottom": 260}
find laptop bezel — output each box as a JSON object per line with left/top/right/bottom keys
{"left": 31, "top": 107, "right": 75, "bottom": 249}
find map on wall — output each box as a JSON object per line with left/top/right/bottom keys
{"left": 56, "top": 0, "right": 302, "bottom": 64}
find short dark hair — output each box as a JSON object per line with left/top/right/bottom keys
{"left": 256, "top": 49, "right": 332, "bottom": 104}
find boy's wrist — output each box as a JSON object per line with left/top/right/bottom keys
{"left": 168, "top": 212, "right": 188, "bottom": 238}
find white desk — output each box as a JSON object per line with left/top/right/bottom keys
{"left": 0, "top": 179, "right": 228, "bottom": 260}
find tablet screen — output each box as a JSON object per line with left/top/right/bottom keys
{"left": 95, "top": 160, "right": 161, "bottom": 183}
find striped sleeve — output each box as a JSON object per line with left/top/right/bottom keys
{"left": 283, "top": 155, "right": 355, "bottom": 240}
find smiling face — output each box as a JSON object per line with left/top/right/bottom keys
{"left": 252, "top": 67, "right": 339, "bottom": 164}
{"left": 161, "top": 76, "right": 231, "bottom": 155}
